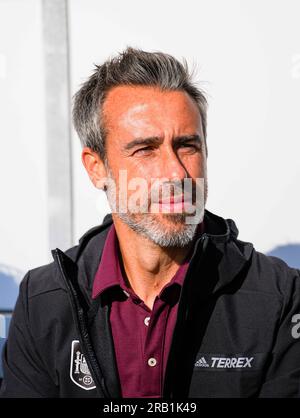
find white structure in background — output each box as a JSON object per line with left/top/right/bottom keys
{"left": 0, "top": 0, "right": 72, "bottom": 276}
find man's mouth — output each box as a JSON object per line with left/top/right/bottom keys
{"left": 156, "top": 194, "right": 194, "bottom": 213}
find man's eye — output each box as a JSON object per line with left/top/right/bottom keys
{"left": 134, "top": 146, "right": 154, "bottom": 155}
{"left": 179, "top": 143, "right": 198, "bottom": 151}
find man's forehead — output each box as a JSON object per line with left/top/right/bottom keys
{"left": 102, "top": 85, "right": 201, "bottom": 132}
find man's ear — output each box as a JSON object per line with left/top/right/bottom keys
{"left": 81, "top": 147, "right": 107, "bottom": 190}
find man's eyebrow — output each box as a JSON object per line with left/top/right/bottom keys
{"left": 174, "top": 134, "right": 202, "bottom": 144}
{"left": 123, "top": 136, "right": 163, "bottom": 151}
{"left": 123, "top": 134, "right": 202, "bottom": 152}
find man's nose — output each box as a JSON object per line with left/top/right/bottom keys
{"left": 160, "top": 148, "right": 188, "bottom": 181}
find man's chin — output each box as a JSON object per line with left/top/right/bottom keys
{"left": 122, "top": 212, "right": 200, "bottom": 233}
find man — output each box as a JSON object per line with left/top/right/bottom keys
{"left": 1, "top": 48, "right": 300, "bottom": 398}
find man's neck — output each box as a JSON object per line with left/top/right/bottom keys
{"left": 112, "top": 215, "right": 193, "bottom": 310}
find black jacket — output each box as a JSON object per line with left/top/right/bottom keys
{"left": 1, "top": 209, "right": 300, "bottom": 398}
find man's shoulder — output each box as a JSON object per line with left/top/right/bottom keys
{"left": 23, "top": 217, "right": 113, "bottom": 300}
{"left": 22, "top": 244, "right": 79, "bottom": 299}
{"left": 251, "top": 246, "right": 299, "bottom": 280}
{"left": 244, "top": 242, "right": 300, "bottom": 297}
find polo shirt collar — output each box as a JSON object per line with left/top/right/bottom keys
{"left": 92, "top": 221, "right": 205, "bottom": 301}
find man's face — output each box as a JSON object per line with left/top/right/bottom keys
{"left": 102, "top": 85, "right": 208, "bottom": 247}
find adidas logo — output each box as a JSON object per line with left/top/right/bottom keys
{"left": 195, "top": 357, "right": 210, "bottom": 368}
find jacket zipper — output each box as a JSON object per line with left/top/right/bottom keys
{"left": 163, "top": 234, "right": 209, "bottom": 398}
{"left": 52, "top": 248, "right": 110, "bottom": 398}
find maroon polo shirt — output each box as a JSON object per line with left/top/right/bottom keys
{"left": 92, "top": 222, "right": 204, "bottom": 398}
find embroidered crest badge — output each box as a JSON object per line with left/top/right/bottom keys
{"left": 70, "top": 340, "right": 96, "bottom": 390}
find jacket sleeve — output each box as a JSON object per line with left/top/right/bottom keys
{"left": 0, "top": 272, "right": 58, "bottom": 398}
{"left": 258, "top": 268, "right": 300, "bottom": 398}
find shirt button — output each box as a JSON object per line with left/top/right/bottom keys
{"left": 148, "top": 357, "right": 157, "bottom": 367}
{"left": 144, "top": 316, "right": 150, "bottom": 326}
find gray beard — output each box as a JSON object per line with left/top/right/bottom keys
{"left": 116, "top": 212, "right": 200, "bottom": 248}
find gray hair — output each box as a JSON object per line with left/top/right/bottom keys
{"left": 72, "top": 47, "right": 208, "bottom": 161}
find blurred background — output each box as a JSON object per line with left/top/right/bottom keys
{"left": 0, "top": 0, "right": 300, "bottom": 376}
